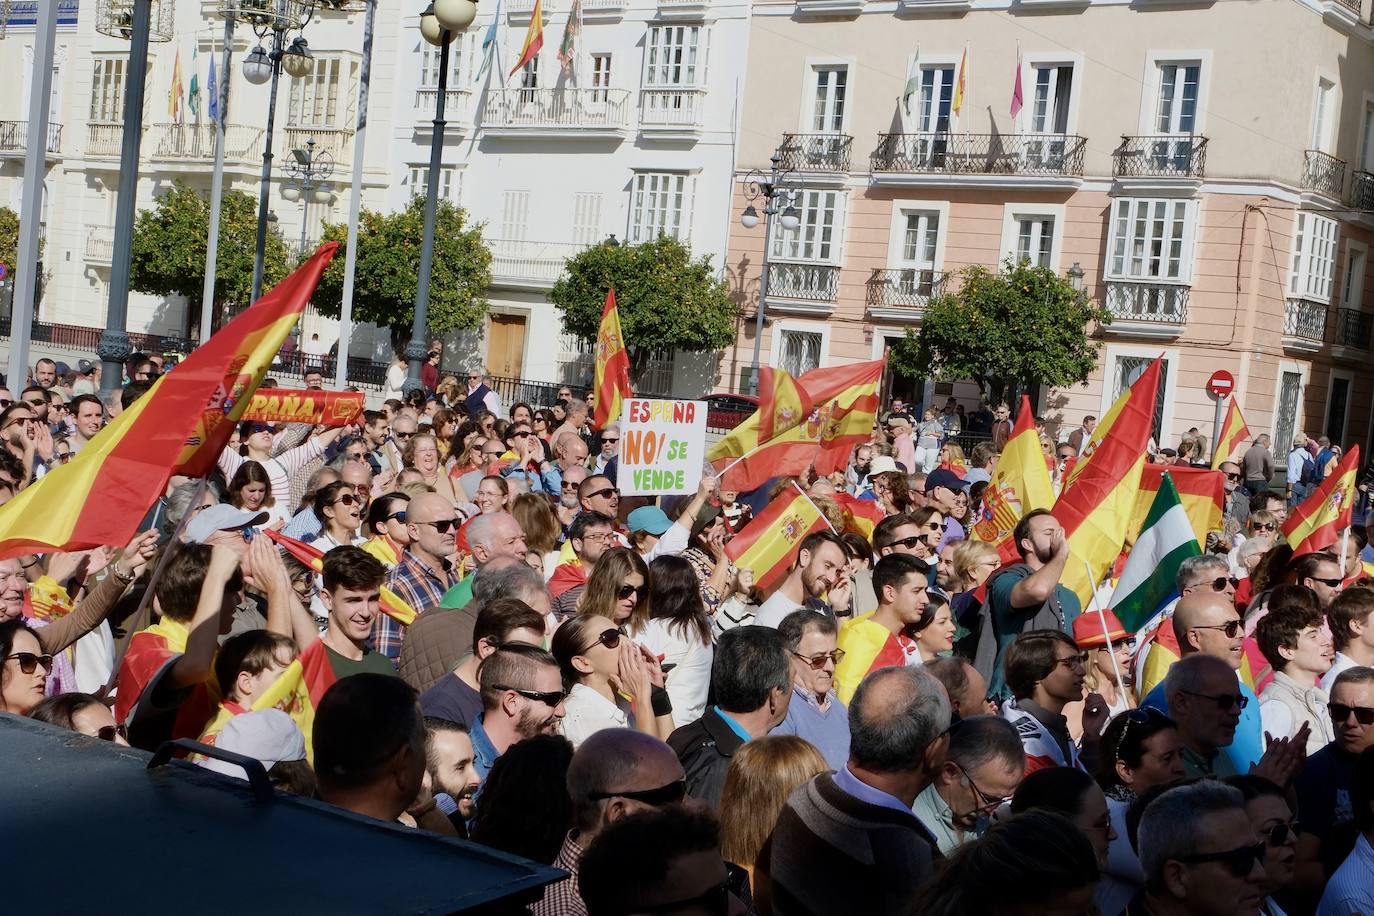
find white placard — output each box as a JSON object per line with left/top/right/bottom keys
{"left": 618, "top": 398, "right": 707, "bottom": 496}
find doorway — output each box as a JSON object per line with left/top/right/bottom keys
{"left": 486, "top": 313, "right": 527, "bottom": 379}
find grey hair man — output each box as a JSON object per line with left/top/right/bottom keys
{"left": 773, "top": 609, "right": 850, "bottom": 770}
{"left": 762, "top": 665, "right": 952, "bottom": 913}
{"left": 913, "top": 715, "right": 1025, "bottom": 854}
{"left": 1136, "top": 780, "right": 1267, "bottom": 916}
{"left": 532, "top": 729, "right": 686, "bottom": 916}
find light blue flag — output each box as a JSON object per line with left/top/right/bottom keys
{"left": 207, "top": 53, "right": 219, "bottom": 124}
{"left": 475, "top": 0, "right": 502, "bottom": 85}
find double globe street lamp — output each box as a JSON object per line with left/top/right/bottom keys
{"left": 740, "top": 153, "right": 802, "bottom": 397}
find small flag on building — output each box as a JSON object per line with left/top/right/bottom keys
{"left": 557, "top": 0, "right": 583, "bottom": 76}
{"left": 952, "top": 48, "right": 968, "bottom": 117}
{"left": 509, "top": 0, "right": 545, "bottom": 79}
{"left": 169, "top": 47, "right": 185, "bottom": 122}
{"left": 189, "top": 46, "right": 202, "bottom": 121}
{"left": 1009, "top": 48, "right": 1023, "bottom": 117}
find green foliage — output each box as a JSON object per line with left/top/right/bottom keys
{"left": 130, "top": 180, "right": 289, "bottom": 322}
{"left": 0, "top": 206, "right": 45, "bottom": 279}
{"left": 890, "top": 260, "right": 1111, "bottom": 404}
{"left": 311, "top": 196, "right": 492, "bottom": 348}
{"left": 550, "top": 235, "right": 740, "bottom": 382}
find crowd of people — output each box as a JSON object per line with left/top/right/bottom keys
{"left": 3, "top": 351, "right": 1374, "bottom": 916}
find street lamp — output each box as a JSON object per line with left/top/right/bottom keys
{"left": 1067, "top": 261, "right": 1085, "bottom": 297}
{"left": 281, "top": 138, "right": 335, "bottom": 257}
{"left": 404, "top": 2, "right": 476, "bottom": 395}
{"left": 739, "top": 152, "right": 802, "bottom": 396}
{"left": 242, "top": 0, "right": 319, "bottom": 305}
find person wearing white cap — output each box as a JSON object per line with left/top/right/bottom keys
{"left": 198, "top": 708, "right": 315, "bottom": 796}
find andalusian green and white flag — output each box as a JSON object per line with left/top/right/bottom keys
{"left": 1109, "top": 472, "right": 1200, "bottom": 632}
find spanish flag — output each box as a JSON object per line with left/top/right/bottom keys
{"left": 724, "top": 486, "right": 827, "bottom": 594}
{"left": 0, "top": 245, "right": 335, "bottom": 559}
{"left": 592, "top": 288, "right": 633, "bottom": 430}
{"left": 1054, "top": 357, "right": 1161, "bottom": 606}
{"left": 1210, "top": 398, "right": 1251, "bottom": 470}
{"left": 265, "top": 529, "right": 418, "bottom": 626}
{"left": 757, "top": 367, "right": 812, "bottom": 443}
{"left": 834, "top": 491, "right": 885, "bottom": 541}
{"left": 709, "top": 367, "right": 815, "bottom": 491}
{"left": 199, "top": 641, "right": 338, "bottom": 763}
{"left": 1283, "top": 444, "right": 1359, "bottom": 558}
{"left": 972, "top": 395, "right": 1054, "bottom": 561}
{"left": 509, "top": 0, "right": 545, "bottom": 78}
{"left": 809, "top": 359, "right": 885, "bottom": 477}
{"left": 952, "top": 47, "right": 968, "bottom": 116}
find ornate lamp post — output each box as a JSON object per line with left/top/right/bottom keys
{"left": 739, "top": 153, "right": 801, "bottom": 396}
{"left": 281, "top": 138, "right": 335, "bottom": 256}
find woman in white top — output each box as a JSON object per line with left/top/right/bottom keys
{"left": 226, "top": 460, "right": 292, "bottom": 528}
{"left": 307, "top": 480, "right": 367, "bottom": 622}
{"left": 552, "top": 614, "right": 672, "bottom": 748}
{"left": 910, "top": 593, "right": 957, "bottom": 663}
{"left": 630, "top": 555, "right": 715, "bottom": 728}
{"left": 218, "top": 420, "right": 343, "bottom": 502}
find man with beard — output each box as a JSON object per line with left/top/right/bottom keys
{"left": 983, "top": 509, "right": 1077, "bottom": 701}
{"left": 470, "top": 643, "right": 566, "bottom": 779}
{"left": 833, "top": 554, "right": 931, "bottom": 705}
{"left": 556, "top": 465, "right": 589, "bottom": 533}
{"left": 754, "top": 530, "right": 852, "bottom": 628}
{"left": 424, "top": 717, "right": 483, "bottom": 834}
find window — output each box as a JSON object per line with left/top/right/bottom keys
{"left": 1015, "top": 216, "right": 1055, "bottom": 269}
{"left": 916, "top": 66, "right": 954, "bottom": 134}
{"left": 628, "top": 173, "right": 690, "bottom": 244}
{"left": 519, "top": 57, "right": 538, "bottom": 100}
{"left": 779, "top": 329, "right": 823, "bottom": 377}
{"left": 501, "top": 190, "right": 530, "bottom": 241}
{"left": 770, "top": 190, "right": 843, "bottom": 262}
{"left": 409, "top": 166, "right": 456, "bottom": 201}
{"left": 811, "top": 65, "right": 847, "bottom": 133}
{"left": 1343, "top": 245, "right": 1366, "bottom": 308}
{"left": 893, "top": 209, "right": 940, "bottom": 296}
{"left": 1312, "top": 79, "right": 1335, "bottom": 152}
{"left": 1107, "top": 198, "right": 1194, "bottom": 282}
{"left": 572, "top": 192, "right": 603, "bottom": 246}
{"left": 643, "top": 26, "right": 702, "bottom": 89}
{"left": 1154, "top": 62, "right": 1200, "bottom": 134}
{"left": 1326, "top": 374, "right": 1351, "bottom": 444}
{"left": 1029, "top": 64, "right": 1073, "bottom": 134}
{"left": 1361, "top": 102, "right": 1374, "bottom": 172}
{"left": 419, "top": 40, "right": 465, "bottom": 88}
{"left": 89, "top": 57, "right": 126, "bottom": 122}
{"left": 289, "top": 57, "right": 343, "bottom": 127}
{"left": 591, "top": 54, "right": 612, "bottom": 102}
{"left": 1112, "top": 354, "right": 1170, "bottom": 444}
{"left": 1274, "top": 370, "right": 1303, "bottom": 457}
{"left": 1289, "top": 212, "right": 1339, "bottom": 302}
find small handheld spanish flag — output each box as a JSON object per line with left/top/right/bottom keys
{"left": 1211, "top": 398, "right": 1251, "bottom": 470}
{"left": 1282, "top": 445, "right": 1359, "bottom": 558}
{"left": 265, "top": 529, "right": 417, "bottom": 626}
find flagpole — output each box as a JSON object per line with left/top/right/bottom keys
{"left": 200, "top": 14, "right": 236, "bottom": 343}
{"left": 1083, "top": 558, "right": 1129, "bottom": 703}
{"left": 792, "top": 481, "right": 838, "bottom": 535}
{"left": 335, "top": 0, "right": 377, "bottom": 390}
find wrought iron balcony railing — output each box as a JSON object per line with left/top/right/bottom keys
{"left": 1284, "top": 297, "right": 1328, "bottom": 344}
{"left": 1303, "top": 149, "right": 1346, "bottom": 199}
{"left": 1334, "top": 306, "right": 1372, "bottom": 349}
{"left": 778, "top": 133, "right": 853, "bottom": 173}
{"left": 866, "top": 268, "right": 947, "bottom": 311}
{"left": 483, "top": 88, "right": 631, "bottom": 131}
{"left": 1113, "top": 135, "right": 1209, "bottom": 178}
{"left": 1105, "top": 280, "right": 1190, "bottom": 325}
{"left": 1352, "top": 170, "right": 1374, "bottom": 210}
{"left": 870, "top": 132, "right": 1086, "bottom": 177}
{"left": 766, "top": 262, "right": 840, "bottom": 302}
{"left": 0, "top": 121, "right": 62, "bottom": 154}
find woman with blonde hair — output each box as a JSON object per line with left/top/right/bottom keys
{"left": 938, "top": 441, "right": 968, "bottom": 477}
{"left": 404, "top": 432, "right": 460, "bottom": 504}
{"left": 512, "top": 491, "right": 562, "bottom": 579}
{"left": 720, "top": 736, "right": 829, "bottom": 889}
{"left": 951, "top": 539, "right": 1001, "bottom": 593}
{"left": 577, "top": 547, "right": 649, "bottom": 626}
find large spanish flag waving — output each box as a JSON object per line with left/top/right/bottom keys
{"left": 708, "top": 367, "right": 814, "bottom": 491}
{"left": 509, "top": 0, "right": 545, "bottom": 77}
{"left": 0, "top": 244, "right": 336, "bottom": 558}
{"left": 592, "top": 288, "right": 633, "bottom": 429}
{"left": 1211, "top": 398, "right": 1251, "bottom": 470}
{"left": 725, "top": 485, "right": 827, "bottom": 594}
{"left": 972, "top": 395, "right": 1054, "bottom": 560}
{"left": 1054, "top": 357, "right": 1161, "bottom": 605}
{"left": 1283, "top": 444, "right": 1359, "bottom": 558}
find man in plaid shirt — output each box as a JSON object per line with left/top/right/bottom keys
{"left": 532, "top": 728, "right": 687, "bottom": 916}
{"left": 378, "top": 493, "right": 457, "bottom": 660}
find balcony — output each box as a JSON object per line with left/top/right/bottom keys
{"left": 488, "top": 238, "right": 584, "bottom": 289}
{"left": 148, "top": 123, "right": 266, "bottom": 170}
{"left": 869, "top": 132, "right": 1086, "bottom": 188}
{"left": 482, "top": 88, "right": 631, "bottom": 138}
{"left": 777, "top": 133, "right": 852, "bottom": 175}
{"left": 866, "top": 268, "right": 947, "bottom": 321}
{"left": 282, "top": 127, "right": 354, "bottom": 166}
{"left": 1321, "top": 0, "right": 1364, "bottom": 33}
{"left": 765, "top": 261, "right": 840, "bottom": 315}
{"left": 657, "top": 0, "right": 711, "bottom": 17}
{"left": 85, "top": 122, "right": 126, "bottom": 159}
{"left": 1103, "top": 280, "right": 1189, "bottom": 338}
{"left": 0, "top": 121, "right": 62, "bottom": 158}
{"left": 639, "top": 89, "right": 707, "bottom": 139}
{"left": 1303, "top": 150, "right": 1346, "bottom": 200}
{"left": 1113, "top": 135, "right": 1208, "bottom": 180}
{"left": 1283, "top": 297, "right": 1328, "bottom": 352}
{"left": 506, "top": 0, "right": 626, "bottom": 20}
{"left": 85, "top": 226, "right": 114, "bottom": 266}
{"left": 1333, "top": 306, "right": 1372, "bottom": 360}
{"left": 1352, "top": 171, "right": 1374, "bottom": 210}
{"left": 414, "top": 88, "right": 472, "bottom": 127}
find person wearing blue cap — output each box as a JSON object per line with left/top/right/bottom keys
{"left": 923, "top": 469, "right": 970, "bottom": 550}
{"left": 624, "top": 475, "right": 716, "bottom": 564}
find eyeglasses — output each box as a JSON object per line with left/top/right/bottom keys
{"left": 1251, "top": 523, "right": 1276, "bottom": 532}
{"left": 1114, "top": 707, "right": 1170, "bottom": 761}
{"left": 580, "top": 628, "right": 623, "bottom": 654}
{"left": 1181, "top": 690, "right": 1249, "bottom": 711}
{"left": 578, "top": 531, "right": 616, "bottom": 544}
{"left": 1309, "top": 576, "right": 1345, "bottom": 588}
{"left": 587, "top": 487, "right": 620, "bottom": 500}
{"left": 345, "top": 452, "right": 367, "bottom": 462}
{"left": 0, "top": 398, "right": 9, "bottom": 408}
{"left": 617, "top": 584, "right": 647, "bottom": 602}
{"left": 55, "top": 451, "right": 72, "bottom": 463}
{"left": 419, "top": 518, "right": 457, "bottom": 534}
{"left": 24, "top": 399, "right": 45, "bottom": 408}
{"left": 601, "top": 437, "right": 619, "bottom": 444}
{"left": 1055, "top": 652, "right": 1089, "bottom": 670}
{"left": 889, "top": 534, "right": 927, "bottom": 550}
{"left": 1192, "top": 618, "right": 1245, "bottom": 639}
{"left": 394, "top": 430, "right": 415, "bottom": 440}
{"left": 1225, "top": 473, "right": 1242, "bottom": 483}
{"left": 493, "top": 684, "right": 566, "bottom": 707}
{"left": 952, "top": 760, "right": 1012, "bottom": 815}
{"left": 1197, "top": 576, "right": 1241, "bottom": 592}
{"left": 791, "top": 649, "right": 845, "bottom": 669}
{"left": 6, "top": 652, "right": 54, "bottom": 675}
{"left": 237, "top": 524, "right": 256, "bottom": 543}
{"left": 926, "top": 521, "right": 948, "bottom": 532}
{"left": 248, "top": 423, "right": 275, "bottom": 434}
{"left": 1177, "top": 841, "right": 1266, "bottom": 878}
{"left": 96, "top": 723, "right": 129, "bottom": 743}
{"left": 385, "top": 510, "right": 408, "bottom": 523}
{"left": 509, "top": 430, "right": 532, "bottom": 438}
{"left": 1264, "top": 819, "right": 1300, "bottom": 847}
{"left": 292, "top": 580, "right": 319, "bottom": 602}
{"left": 1328, "top": 702, "right": 1374, "bottom": 725}
{"left": 588, "top": 778, "right": 688, "bottom": 807}
{"left": 334, "top": 494, "right": 360, "bottom": 507}
{"left": 561, "top": 481, "right": 580, "bottom": 490}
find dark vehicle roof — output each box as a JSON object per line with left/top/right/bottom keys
{"left": 1, "top": 713, "right": 563, "bottom": 914}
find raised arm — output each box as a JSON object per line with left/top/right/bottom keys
{"left": 36, "top": 531, "right": 159, "bottom": 655}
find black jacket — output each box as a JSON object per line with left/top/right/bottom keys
{"left": 667, "top": 707, "right": 746, "bottom": 810}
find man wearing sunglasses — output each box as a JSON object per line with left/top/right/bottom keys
{"left": 540, "top": 431, "right": 591, "bottom": 499}
{"left": 471, "top": 644, "right": 566, "bottom": 780}
{"left": 378, "top": 493, "right": 460, "bottom": 662}
{"left": 1296, "top": 552, "right": 1346, "bottom": 612}
{"left": 914, "top": 716, "right": 1025, "bottom": 855}
{"left": 774, "top": 610, "right": 851, "bottom": 770}
{"left": 578, "top": 475, "right": 623, "bottom": 532}
{"left": 1137, "top": 780, "right": 1269, "bottom": 916}
{"left": 534, "top": 728, "right": 688, "bottom": 916}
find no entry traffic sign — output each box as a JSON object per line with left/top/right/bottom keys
{"left": 1206, "top": 370, "right": 1235, "bottom": 398}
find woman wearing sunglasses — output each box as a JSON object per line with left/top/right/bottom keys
{"left": 1, "top": 618, "right": 52, "bottom": 716}
{"left": 29, "top": 691, "right": 130, "bottom": 746}
{"left": 1065, "top": 610, "right": 1138, "bottom": 742}
{"left": 552, "top": 614, "right": 673, "bottom": 748}
{"left": 312, "top": 480, "right": 367, "bottom": 551}
{"left": 578, "top": 548, "right": 650, "bottom": 627}
{"left": 629, "top": 555, "right": 715, "bottom": 727}
{"left": 362, "top": 492, "right": 412, "bottom": 568}
{"left": 219, "top": 419, "right": 345, "bottom": 509}
{"left": 1225, "top": 775, "right": 1301, "bottom": 916}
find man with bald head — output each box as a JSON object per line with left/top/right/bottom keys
{"left": 556, "top": 465, "right": 589, "bottom": 531}
{"left": 377, "top": 492, "right": 458, "bottom": 661}
{"left": 437, "top": 512, "right": 529, "bottom": 611}
{"left": 532, "top": 729, "right": 687, "bottom": 916}
{"left": 1141, "top": 591, "right": 1264, "bottom": 774}
{"left": 541, "top": 430, "right": 590, "bottom": 498}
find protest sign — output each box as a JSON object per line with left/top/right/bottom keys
{"left": 241, "top": 389, "right": 365, "bottom": 426}
{"left": 619, "top": 398, "right": 707, "bottom": 496}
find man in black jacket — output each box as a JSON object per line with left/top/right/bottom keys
{"left": 667, "top": 626, "right": 791, "bottom": 809}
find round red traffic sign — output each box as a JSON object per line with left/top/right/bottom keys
{"left": 1206, "top": 370, "right": 1235, "bottom": 398}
